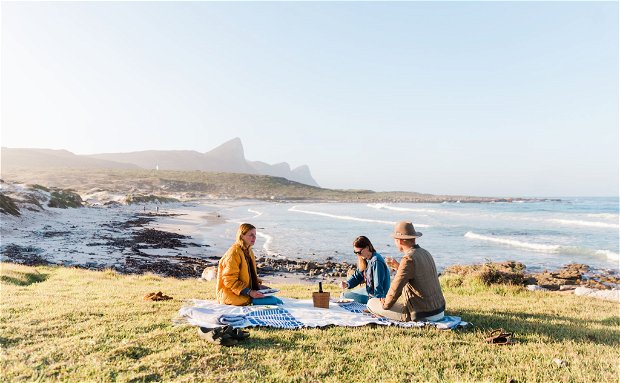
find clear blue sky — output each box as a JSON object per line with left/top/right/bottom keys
{"left": 1, "top": 1, "right": 618, "bottom": 197}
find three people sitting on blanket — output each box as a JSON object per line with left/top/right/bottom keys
{"left": 366, "top": 221, "right": 446, "bottom": 322}
{"left": 339, "top": 236, "right": 391, "bottom": 304}
{"left": 216, "top": 221, "right": 445, "bottom": 322}
{"left": 215, "top": 223, "right": 283, "bottom": 306}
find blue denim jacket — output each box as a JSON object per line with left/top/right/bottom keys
{"left": 345, "top": 252, "right": 391, "bottom": 298}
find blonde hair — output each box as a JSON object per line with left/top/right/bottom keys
{"left": 236, "top": 223, "right": 256, "bottom": 249}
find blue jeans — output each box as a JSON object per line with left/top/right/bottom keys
{"left": 252, "top": 296, "right": 283, "bottom": 305}
{"left": 342, "top": 287, "right": 369, "bottom": 304}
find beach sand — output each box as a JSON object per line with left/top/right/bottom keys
{"left": 0, "top": 198, "right": 331, "bottom": 284}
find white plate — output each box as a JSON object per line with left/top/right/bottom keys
{"left": 331, "top": 298, "right": 354, "bottom": 303}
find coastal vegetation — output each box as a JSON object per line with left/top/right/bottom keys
{"left": 1, "top": 262, "right": 617, "bottom": 382}
{"left": 0, "top": 194, "right": 20, "bottom": 216}
{"left": 27, "top": 184, "right": 50, "bottom": 192}
{"left": 0, "top": 182, "right": 83, "bottom": 212}
{"left": 47, "top": 189, "right": 83, "bottom": 209}
{"left": 1, "top": 168, "right": 540, "bottom": 203}
{"left": 125, "top": 194, "right": 180, "bottom": 205}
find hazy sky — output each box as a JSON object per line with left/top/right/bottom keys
{"left": 2, "top": 1, "right": 618, "bottom": 197}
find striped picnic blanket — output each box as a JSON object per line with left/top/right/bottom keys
{"left": 177, "top": 298, "right": 469, "bottom": 330}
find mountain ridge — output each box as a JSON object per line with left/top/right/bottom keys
{"left": 1, "top": 138, "right": 319, "bottom": 187}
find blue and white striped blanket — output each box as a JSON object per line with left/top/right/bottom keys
{"left": 177, "top": 298, "right": 469, "bottom": 330}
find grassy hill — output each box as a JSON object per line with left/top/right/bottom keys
{"left": 0, "top": 167, "right": 522, "bottom": 203}
{"left": 1, "top": 262, "right": 617, "bottom": 382}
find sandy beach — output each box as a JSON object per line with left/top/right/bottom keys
{"left": 0, "top": 186, "right": 340, "bottom": 284}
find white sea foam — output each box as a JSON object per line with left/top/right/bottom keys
{"left": 256, "top": 231, "right": 278, "bottom": 256}
{"left": 594, "top": 249, "right": 620, "bottom": 262}
{"left": 366, "top": 203, "right": 438, "bottom": 214}
{"left": 556, "top": 247, "right": 619, "bottom": 262}
{"left": 464, "top": 232, "right": 560, "bottom": 252}
{"left": 289, "top": 206, "right": 431, "bottom": 227}
{"left": 464, "top": 232, "right": 620, "bottom": 262}
{"left": 232, "top": 208, "right": 263, "bottom": 223}
{"left": 289, "top": 206, "right": 397, "bottom": 225}
{"left": 586, "top": 213, "right": 619, "bottom": 220}
{"left": 548, "top": 219, "right": 619, "bottom": 229}
{"left": 366, "top": 203, "right": 386, "bottom": 209}
{"left": 247, "top": 209, "right": 263, "bottom": 218}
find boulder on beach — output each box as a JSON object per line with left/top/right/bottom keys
{"left": 574, "top": 287, "right": 619, "bottom": 302}
{"left": 526, "top": 264, "right": 589, "bottom": 291}
{"left": 202, "top": 267, "right": 217, "bottom": 281}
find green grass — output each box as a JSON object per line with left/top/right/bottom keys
{"left": 1, "top": 262, "right": 618, "bottom": 382}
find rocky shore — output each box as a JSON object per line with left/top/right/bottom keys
{"left": 2, "top": 212, "right": 215, "bottom": 279}
{"left": 442, "top": 261, "right": 619, "bottom": 291}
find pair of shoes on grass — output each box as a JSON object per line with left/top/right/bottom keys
{"left": 143, "top": 291, "right": 173, "bottom": 301}
{"left": 485, "top": 328, "right": 515, "bottom": 345}
{"left": 197, "top": 325, "right": 250, "bottom": 346}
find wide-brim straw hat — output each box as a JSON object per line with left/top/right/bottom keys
{"left": 391, "top": 221, "right": 423, "bottom": 239}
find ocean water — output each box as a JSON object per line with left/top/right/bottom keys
{"left": 196, "top": 197, "right": 619, "bottom": 273}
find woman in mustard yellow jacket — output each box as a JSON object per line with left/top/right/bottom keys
{"left": 216, "top": 223, "right": 273, "bottom": 306}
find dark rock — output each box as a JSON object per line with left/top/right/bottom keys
{"left": 1, "top": 244, "right": 50, "bottom": 266}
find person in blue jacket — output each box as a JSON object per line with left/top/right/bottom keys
{"left": 339, "top": 236, "right": 391, "bottom": 304}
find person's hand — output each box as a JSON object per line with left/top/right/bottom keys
{"left": 385, "top": 257, "right": 399, "bottom": 270}
{"left": 249, "top": 290, "right": 265, "bottom": 298}
{"left": 379, "top": 297, "right": 386, "bottom": 308}
{"left": 339, "top": 281, "right": 349, "bottom": 289}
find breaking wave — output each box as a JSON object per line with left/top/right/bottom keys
{"left": 547, "top": 219, "right": 618, "bottom": 229}
{"left": 464, "top": 232, "right": 559, "bottom": 252}
{"left": 247, "top": 209, "right": 263, "bottom": 218}
{"left": 256, "top": 232, "right": 278, "bottom": 256}
{"left": 289, "top": 206, "right": 431, "bottom": 227}
{"left": 464, "top": 232, "right": 619, "bottom": 261}
{"left": 366, "top": 203, "right": 438, "bottom": 214}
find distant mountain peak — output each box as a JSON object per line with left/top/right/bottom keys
{"left": 207, "top": 137, "right": 244, "bottom": 158}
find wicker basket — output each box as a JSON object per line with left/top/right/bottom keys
{"left": 312, "top": 291, "right": 330, "bottom": 309}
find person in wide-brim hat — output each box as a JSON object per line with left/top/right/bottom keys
{"left": 367, "top": 220, "right": 445, "bottom": 322}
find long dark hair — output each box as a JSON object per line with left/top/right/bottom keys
{"left": 352, "top": 236, "right": 376, "bottom": 272}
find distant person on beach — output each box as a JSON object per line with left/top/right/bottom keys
{"left": 367, "top": 221, "right": 446, "bottom": 321}
{"left": 216, "top": 223, "right": 281, "bottom": 306}
{"left": 339, "top": 236, "right": 391, "bottom": 304}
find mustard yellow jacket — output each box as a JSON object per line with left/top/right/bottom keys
{"left": 216, "top": 242, "right": 261, "bottom": 306}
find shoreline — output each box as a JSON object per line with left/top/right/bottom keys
{"left": 3, "top": 246, "right": 619, "bottom": 293}
{"left": 1, "top": 187, "right": 617, "bottom": 291}
{"left": 2, "top": 209, "right": 617, "bottom": 291}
